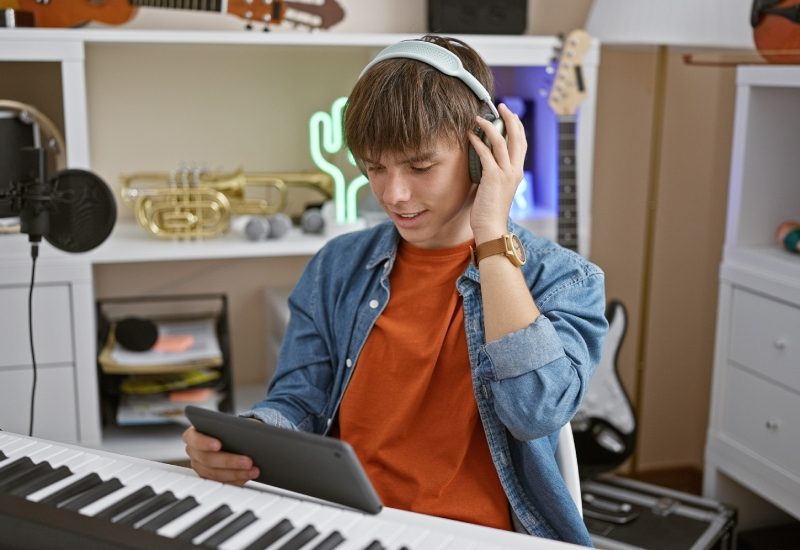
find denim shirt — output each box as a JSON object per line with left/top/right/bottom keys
{"left": 245, "top": 220, "right": 607, "bottom": 546}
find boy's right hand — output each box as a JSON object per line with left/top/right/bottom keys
{"left": 183, "top": 426, "right": 260, "bottom": 486}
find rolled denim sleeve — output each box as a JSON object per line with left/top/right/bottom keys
{"left": 483, "top": 270, "right": 607, "bottom": 441}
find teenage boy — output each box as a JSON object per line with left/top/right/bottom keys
{"left": 184, "top": 34, "right": 607, "bottom": 545}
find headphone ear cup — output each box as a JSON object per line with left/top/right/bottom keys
{"left": 468, "top": 115, "right": 506, "bottom": 184}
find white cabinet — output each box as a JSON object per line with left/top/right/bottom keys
{"left": 0, "top": 28, "right": 599, "bottom": 461}
{"left": 0, "top": 254, "right": 98, "bottom": 445}
{"left": 704, "top": 66, "right": 800, "bottom": 523}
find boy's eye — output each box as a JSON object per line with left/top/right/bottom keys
{"left": 411, "top": 165, "right": 433, "bottom": 173}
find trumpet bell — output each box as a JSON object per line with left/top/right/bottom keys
{"left": 134, "top": 187, "right": 231, "bottom": 239}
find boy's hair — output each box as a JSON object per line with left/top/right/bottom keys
{"left": 344, "top": 34, "right": 494, "bottom": 165}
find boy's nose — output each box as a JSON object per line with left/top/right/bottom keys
{"left": 380, "top": 170, "right": 412, "bottom": 204}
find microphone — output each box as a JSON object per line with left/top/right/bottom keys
{"left": 1, "top": 101, "right": 116, "bottom": 252}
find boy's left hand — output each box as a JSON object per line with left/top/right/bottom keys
{"left": 468, "top": 102, "right": 527, "bottom": 243}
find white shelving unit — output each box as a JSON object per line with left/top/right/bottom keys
{"left": 0, "top": 28, "right": 600, "bottom": 462}
{"left": 704, "top": 66, "right": 800, "bottom": 523}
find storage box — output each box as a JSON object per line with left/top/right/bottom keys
{"left": 582, "top": 475, "right": 736, "bottom": 550}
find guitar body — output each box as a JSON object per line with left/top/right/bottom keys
{"left": 13, "top": 0, "right": 137, "bottom": 28}
{"left": 752, "top": 0, "right": 800, "bottom": 63}
{"left": 572, "top": 300, "right": 637, "bottom": 479}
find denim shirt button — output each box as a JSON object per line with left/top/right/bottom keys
{"left": 369, "top": 299, "right": 379, "bottom": 309}
{"left": 345, "top": 358, "right": 353, "bottom": 368}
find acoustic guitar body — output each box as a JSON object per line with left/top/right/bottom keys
{"left": 753, "top": 0, "right": 800, "bottom": 63}
{"left": 15, "top": 0, "right": 137, "bottom": 28}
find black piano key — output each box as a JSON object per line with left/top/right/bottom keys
{"left": 93, "top": 485, "right": 156, "bottom": 521}
{"left": 0, "top": 457, "right": 35, "bottom": 480}
{"left": 0, "top": 450, "right": 6, "bottom": 461}
{"left": 311, "top": 531, "right": 346, "bottom": 550}
{"left": 40, "top": 473, "right": 103, "bottom": 506}
{"left": 276, "top": 525, "right": 320, "bottom": 550}
{"left": 115, "top": 490, "right": 177, "bottom": 526}
{"left": 175, "top": 504, "right": 233, "bottom": 541}
{"left": 9, "top": 465, "right": 71, "bottom": 498}
{"left": 242, "top": 518, "right": 294, "bottom": 550}
{"left": 0, "top": 461, "right": 53, "bottom": 492}
{"left": 201, "top": 510, "right": 258, "bottom": 547}
{"left": 362, "top": 541, "right": 386, "bottom": 550}
{"left": 138, "top": 496, "right": 199, "bottom": 532}
{"left": 59, "top": 478, "right": 124, "bottom": 511}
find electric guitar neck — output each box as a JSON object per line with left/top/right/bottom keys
{"left": 547, "top": 29, "right": 591, "bottom": 253}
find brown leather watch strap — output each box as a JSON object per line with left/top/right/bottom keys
{"left": 472, "top": 236, "right": 507, "bottom": 265}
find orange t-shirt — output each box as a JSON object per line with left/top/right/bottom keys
{"left": 338, "top": 239, "right": 512, "bottom": 531}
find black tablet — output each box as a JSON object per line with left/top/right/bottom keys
{"left": 185, "top": 406, "right": 382, "bottom": 514}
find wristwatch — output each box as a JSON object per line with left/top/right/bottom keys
{"left": 471, "top": 233, "right": 526, "bottom": 267}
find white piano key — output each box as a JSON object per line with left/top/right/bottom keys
{"left": 367, "top": 519, "right": 411, "bottom": 548}
{"left": 186, "top": 487, "right": 265, "bottom": 543}
{"left": 16, "top": 443, "right": 54, "bottom": 461}
{"left": 412, "top": 530, "right": 458, "bottom": 550}
{"left": 382, "top": 524, "right": 434, "bottom": 550}
{"left": 25, "top": 453, "right": 113, "bottom": 502}
{"left": 158, "top": 472, "right": 206, "bottom": 497}
{"left": 0, "top": 438, "right": 41, "bottom": 459}
{"left": 156, "top": 482, "right": 262, "bottom": 538}
{"left": 337, "top": 516, "right": 392, "bottom": 550}
{"left": 78, "top": 468, "right": 174, "bottom": 517}
{"left": 218, "top": 498, "right": 323, "bottom": 550}
{"left": 25, "top": 454, "right": 132, "bottom": 503}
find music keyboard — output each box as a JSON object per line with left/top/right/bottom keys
{"left": 0, "top": 432, "right": 578, "bottom": 550}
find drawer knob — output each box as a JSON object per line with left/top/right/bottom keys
{"left": 773, "top": 339, "right": 787, "bottom": 350}
{"left": 765, "top": 419, "right": 780, "bottom": 431}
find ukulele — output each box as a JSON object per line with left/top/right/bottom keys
{"left": 547, "top": 29, "right": 591, "bottom": 253}
{"left": 0, "top": 0, "right": 345, "bottom": 30}
{"left": 751, "top": 0, "right": 800, "bottom": 63}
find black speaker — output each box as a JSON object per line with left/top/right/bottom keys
{"left": 428, "top": 0, "right": 528, "bottom": 35}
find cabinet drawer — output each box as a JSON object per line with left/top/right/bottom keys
{"left": 722, "top": 365, "right": 800, "bottom": 479}
{"left": 730, "top": 288, "right": 800, "bottom": 393}
{"left": 0, "top": 284, "right": 74, "bottom": 369}
{"left": 0, "top": 365, "right": 78, "bottom": 441}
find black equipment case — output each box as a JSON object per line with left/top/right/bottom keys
{"left": 582, "top": 475, "right": 736, "bottom": 550}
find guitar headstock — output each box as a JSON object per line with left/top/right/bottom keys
{"left": 547, "top": 30, "right": 592, "bottom": 116}
{"left": 226, "top": 0, "right": 345, "bottom": 30}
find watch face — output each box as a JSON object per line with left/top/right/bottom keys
{"left": 509, "top": 234, "right": 526, "bottom": 265}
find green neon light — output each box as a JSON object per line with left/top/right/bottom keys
{"left": 309, "top": 96, "right": 368, "bottom": 224}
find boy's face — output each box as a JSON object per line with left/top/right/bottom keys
{"left": 364, "top": 137, "right": 475, "bottom": 249}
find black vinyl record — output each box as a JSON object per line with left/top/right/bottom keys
{"left": 46, "top": 169, "right": 116, "bottom": 253}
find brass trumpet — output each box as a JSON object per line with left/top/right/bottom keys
{"left": 120, "top": 167, "right": 333, "bottom": 238}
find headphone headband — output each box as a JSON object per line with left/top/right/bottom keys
{"left": 359, "top": 40, "right": 499, "bottom": 119}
